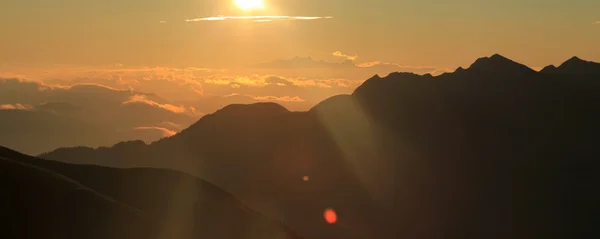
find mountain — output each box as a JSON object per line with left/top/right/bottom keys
{"left": 41, "top": 54, "right": 600, "bottom": 239}
{"left": 467, "top": 53, "right": 537, "bottom": 76}
{"left": 0, "top": 146, "right": 301, "bottom": 239}
{"left": 540, "top": 56, "right": 600, "bottom": 75}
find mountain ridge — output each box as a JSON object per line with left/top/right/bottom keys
{"left": 541, "top": 56, "right": 600, "bottom": 75}
{"left": 1, "top": 145, "right": 303, "bottom": 239}
{"left": 39, "top": 54, "right": 600, "bottom": 239}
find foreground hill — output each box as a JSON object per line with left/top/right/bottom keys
{"left": 0, "top": 146, "right": 300, "bottom": 239}
{"left": 42, "top": 54, "right": 600, "bottom": 239}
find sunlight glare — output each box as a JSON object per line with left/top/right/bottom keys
{"left": 234, "top": 0, "right": 264, "bottom": 10}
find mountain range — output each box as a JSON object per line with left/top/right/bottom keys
{"left": 4, "top": 54, "right": 600, "bottom": 239}
{"left": 0, "top": 146, "right": 301, "bottom": 239}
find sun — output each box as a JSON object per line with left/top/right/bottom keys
{"left": 234, "top": 0, "right": 264, "bottom": 10}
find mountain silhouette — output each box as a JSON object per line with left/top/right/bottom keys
{"left": 468, "top": 54, "right": 537, "bottom": 75}
{"left": 41, "top": 54, "right": 600, "bottom": 239}
{"left": 540, "top": 56, "right": 600, "bottom": 75}
{"left": 0, "top": 146, "right": 301, "bottom": 239}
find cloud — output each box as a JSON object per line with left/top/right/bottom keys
{"left": 355, "top": 61, "right": 441, "bottom": 74}
{"left": 36, "top": 102, "right": 82, "bottom": 113}
{"left": 332, "top": 51, "right": 358, "bottom": 61}
{"left": 133, "top": 126, "right": 177, "bottom": 137}
{"left": 251, "top": 95, "right": 305, "bottom": 102}
{"left": 224, "top": 92, "right": 303, "bottom": 102}
{"left": 254, "top": 56, "right": 355, "bottom": 69}
{"left": 185, "top": 16, "right": 333, "bottom": 22}
{"left": 252, "top": 57, "right": 447, "bottom": 76}
{"left": 595, "top": 21, "right": 600, "bottom": 24}
{"left": 159, "top": 21, "right": 166, "bottom": 24}
{"left": 157, "top": 121, "right": 185, "bottom": 130}
{"left": 264, "top": 76, "right": 294, "bottom": 86}
{"left": 223, "top": 93, "right": 304, "bottom": 102}
{"left": 0, "top": 103, "right": 33, "bottom": 110}
{"left": 200, "top": 74, "right": 363, "bottom": 90}
{"left": 28, "top": 66, "right": 212, "bottom": 101}
{"left": 0, "top": 78, "right": 54, "bottom": 92}
{"left": 59, "top": 83, "right": 129, "bottom": 92}
{"left": 122, "top": 95, "right": 190, "bottom": 114}
{"left": 3, "top": 59, "right": 448, "bottom": 116}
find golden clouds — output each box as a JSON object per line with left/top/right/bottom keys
{"left": 332, "top": 51, "right": 358, "bottom": 61}
{"left": 253, "top": 96, "right": 305, "bottom": 102}
{"left": 122, "top": 95, "right": 197, "bottom": 115}
{"left": 133, "top": 126, "right": 177, "bottom": 137}
{"left": 0, "top": 104, "right": 32, "bottom": 110}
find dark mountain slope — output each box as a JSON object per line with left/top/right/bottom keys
{"left": 0, "top": 146, "right": 301, "bottom": 239}
{"left": 541, "top": 56, "right": 600, "bottom": 75}
{"left": 41, "top": 54, "right": 600, "bottom": 239}
{"left": 0, "top": 153, "right": 153, "bottom": 239}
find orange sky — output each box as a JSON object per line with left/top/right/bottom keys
{"left": 1, "top": 0, "right": 599, "bottom": 111}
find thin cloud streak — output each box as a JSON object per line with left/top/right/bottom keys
{"left": 0, "top": 103, "right": 32, "bottom": 110}
{"left": 122, "top": 95, "right": 190, "bottom": 114}
{"left": 223, "top": 93, "right": 305, "bottom": 103}
{"left": 133, "top": 126, "right": 177, "bottom": 137}
{"left": 332, "top": 51, "right": 358, "bottom": 61}
{"left": 185, "top": 16, "right": 333, "bottom": 22}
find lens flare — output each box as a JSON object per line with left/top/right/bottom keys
{"left": 324, "top": 208, "right": 337, "bottom": 224}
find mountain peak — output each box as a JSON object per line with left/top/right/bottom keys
{"left": 468, "top": 54, "right": 536, "bottom": 75}
{"left": 490, "top": 53, "right": 507, "bottom": 60}
{"left": 560, "top": 56, "right": 590, "bottom": 67}
{"left": 566, "top": 56, "right": 582, "bottom": 62}
{"left": 471, "top": 54, "right": 511, "bottom": 67}
{"left": 213, "top": 102, "right": 289, "bottom": 117}
{"left": 540, "top": 65, "right": 557, "bottom": 73}
{"left": 367, "top": 74, "right": 381, "bottom": 81}
{"left": 552, "top": 56, "right": 600, "bottom": 75}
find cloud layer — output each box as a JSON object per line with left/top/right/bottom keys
{"left": 2, "top": 53, "right": 450, "bottom": 114}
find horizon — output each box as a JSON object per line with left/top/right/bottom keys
{"left": 2, "top": 0, "right": 600, "bottom": 115}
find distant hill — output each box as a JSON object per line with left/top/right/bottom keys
{"left": 41, "top": 55, "right": 600, "bottom": 239}
{"left": 0, "top": 146, "right": 301, "bottom": 239}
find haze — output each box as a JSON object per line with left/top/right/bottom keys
{"left": 2, "top": 1, "right": 599, "bottom": 111}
